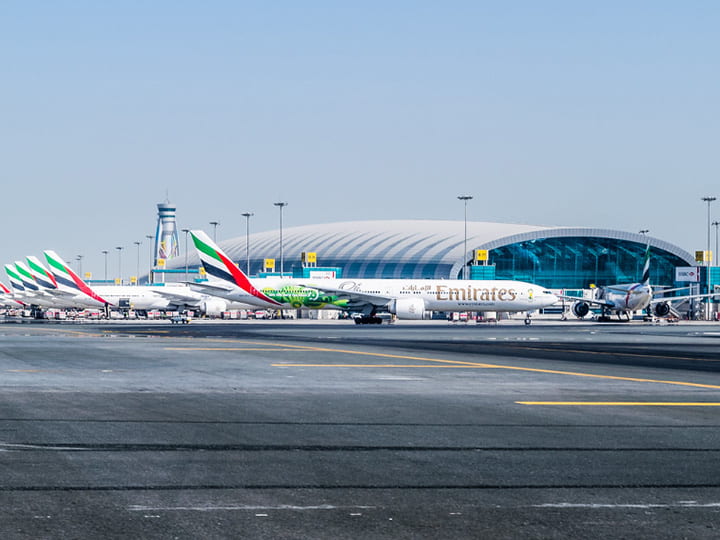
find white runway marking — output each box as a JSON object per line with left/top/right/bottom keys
{"left": 128, "top": 504, "right": 376, "bottom": 512}
{"left": 534, "top": 501, "right": 720, "bottom": 509}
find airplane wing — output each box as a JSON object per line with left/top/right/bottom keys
{"left": 151, "top": 288, "right": 202, "bottom": 304}
{"left": 556, "top": 294, "right": 614, "bottom": 309}
{"left": 45, "top": 289, "right": 79, "bottom": 298}
{"left": 651, "top": 286, "right": 691, "bottom": 295}
{"left": 604, "top": 285, "right": 645, "bottom": 295}
{"left": 295, "top": 282, "right": 394, "bottom": 311}
{"left": 650, "top": 291, "right": 720, "bottom": 305}
{"left": 187, "top": 282, "right": 237, "bottom": 295}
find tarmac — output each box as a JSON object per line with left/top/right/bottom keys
{"left": 1, "top": 317, "right": 720, "bottom": 538}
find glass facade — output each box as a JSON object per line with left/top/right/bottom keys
{"left": 229, "top": 236, "right": 688, "bottom": 286}
{"left": 289, "top": 259, "right": 454, "bottom": 279}
{"left": 488, "top": 237, "right": 687, "bottom": 289}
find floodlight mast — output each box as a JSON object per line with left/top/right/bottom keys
{"left": 457, "top": 195, "right": 473, "bottom": 280}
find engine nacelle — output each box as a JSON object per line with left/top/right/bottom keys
{"left": 392, "top": 298, "right": 428, "bottom": 320}
{"left": 653, "top": 302, "right": 670, "bottom": 317}
{"left": 200, "top": 298, "right": 228, "bottom": 318}
{"left": 572, "top": 301, "right": 590, "bottom": 318}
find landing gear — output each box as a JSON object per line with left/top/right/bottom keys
{"left": 524, "top": 312, "right": 532, "bottom": 325}
{"left": 354, "top": 316, "right": 383, "bottom": 325}
{"left": 596, "top": 308, "right": 611, "bottom": 322}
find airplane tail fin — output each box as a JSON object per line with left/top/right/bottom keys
{"left": 14, "top": 261, "right": 40, "bottom": 292}
{"left": 4, "top": 265, "right": 25, "bottom": 293}
{"left": 43, "top": 250, "right": 110, "bottom": 305}
{"left": 27, "top": 256, "right": 58, "bottom": 291}
{"left": 641, "top": 245, "right": 651, "bottom": 285}
{"left": 0, "top": 280, "right": 25, "bottom": 306}
{"left": 190, "top": 230, "right": 281, "bottom": 306}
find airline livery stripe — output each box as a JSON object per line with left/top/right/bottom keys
{"left": 16, "top": 267, "right": 33, "bottom": 279}
{"left": 44, "top": 253, "right": 110, "bottom": 305}
{"left": 214, "top": 251, "right": 281, "bottom": 306}
{"left": 54, "top": 274, "right": 81, "bottom": 291}
{"left": 203, "top": 264, "right": 237, "bottom": 285}
{"left": 28, "top": 260, "right": 58, "bottom": 288}
{"left": 193, "top": 237, "right": 224, "bottom": 264}
{"left": 33, "top": 276, "right": 55, "bottom": 289}
{"left": 46, "top": 257, "right": 66, "bottom": 275}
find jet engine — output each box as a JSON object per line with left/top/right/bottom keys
{"left": 200, "top": 298, "right": 228, "bottom": 318}
{"left": 572, "top": 301, "right": 590, "bottom": 318}
{"left": 653, "top": 302, "right": 670, "bottom": 317}
{"left": 392, "top": 298, "right": 428, "bottom": 320}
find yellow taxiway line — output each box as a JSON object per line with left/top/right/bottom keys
{"left": 266, "top": 346, "right": 720, "bottom": 390}
{"left": 13, "top": 328, "right": 720, "bottom": 399}
{"left": 161, "top": 340, "right": 720, "bottom": 390}
{"left": 165, "top": 347, "right": 313, "bottom": 352}
{"left": 160, "top": 341, "right": 720, "bottom": 390}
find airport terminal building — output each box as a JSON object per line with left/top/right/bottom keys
{"left": 172, "top": 220, "right": 695, "bottom": 290}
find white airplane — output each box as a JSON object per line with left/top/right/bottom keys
{"left": 5, "top": 261, "right": 59, "bottom": 308}
{"left": 25, "top": 255, "right": 95, "bottom": 309}
{"left": 564, "top": 246, "right": 716, "bottom": 321}
{"left": 42, "top": 250, "right": 251, "bottom": 315}
{"left": 0, "top": 281, "right": 24, "bottom": 307}
{"left": 4, "top": 263, "right": 30, "bottom": 303}
{"left": 188, "top": 229, "right": 558, "bottom": 324}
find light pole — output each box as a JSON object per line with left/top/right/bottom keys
{"left": 713, "top": 221, "right": 720, "bottom": 267}
{"left": 115, "top": 246, "right": 123, "bottom": 284}
{"left": 182, "top": 228, "right": 190, "bottom": 281}
{"left": 209, "top": 221, "right": 219, "bottom": 242}
{"left": 241, "top": 212, "right": 254, "bottom": 275}
{"left": 134, "top": 241, "right": 141, "bottom": 284}
{"left": 145, "top": 235, "right": 154, "bottom": 283}
{"left": 702, "top": 196, "right": 716, "bottom": 320}
{"left": 76, "top": 255, "right": 83, "bottom": 278}
{"left": 274, "top": 202, "right": 288, "bottom": 275}
{"left": 101, "top": 250, "right": 108, "bottom": 281}
{"left": 457, "top": 195, "right": 473, "bottom": 280}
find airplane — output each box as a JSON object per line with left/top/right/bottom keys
{"left": 0, "top": 281, "right": 25, "bottom": 307}
{"left": 25, "top": 255, "right": 96, "bottom": 309}
{"left": 42, "top": 250, "right": 252, "bottom": 316}
{"left": 188, "top": 229, "right": 558, "bottom": 324}
{"left": 43, "top": 250, "right": 111, "bottom": 309}
{"left": 5, "top": 261, "right": 60, "bottom": 309}
{"left": 4, "top": 264, "right": 29, "bottom": 301}
{"left": 563, "top": 246, "right": 716, "bottom": 321}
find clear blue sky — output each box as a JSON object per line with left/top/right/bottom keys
{"left": 2, "top": 1, "right": 719, "bottom": 278}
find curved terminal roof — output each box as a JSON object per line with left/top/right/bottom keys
{"left": 176, "top": 220, "right": 694, "bottom": 279}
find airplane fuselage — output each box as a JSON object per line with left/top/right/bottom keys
{"left": 194, "top": 277, "right": 557, "bottom": 315}
{"left": 602, "top": 283, "right": 653, "bottom": 313}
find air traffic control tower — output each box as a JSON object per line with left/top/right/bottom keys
{"left": 154, "top": 202, "right": 179, "bottom": 269}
